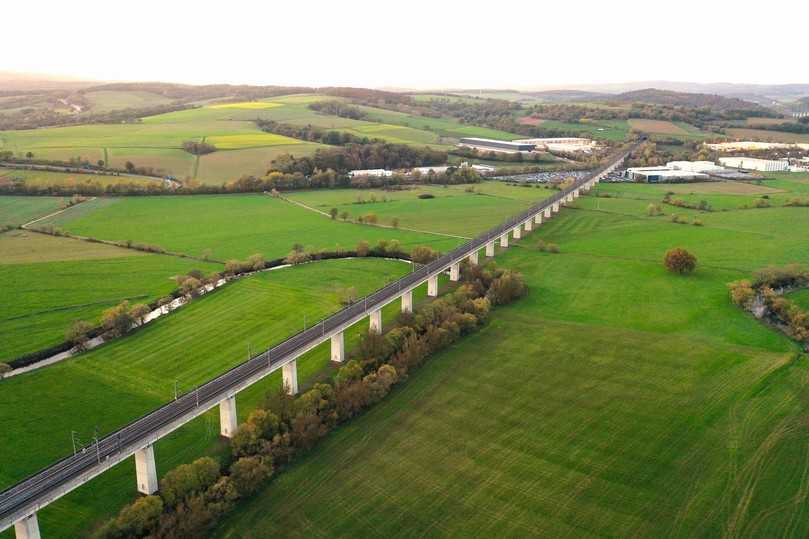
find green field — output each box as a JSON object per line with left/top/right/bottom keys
{"left": 82, "top": 90, "right": 174, "bottom": 112}
{"left": 0, "top": 231, "right": 218, "bottom": 362}
{"left": 0, "top": 94, "right": 458, "bottom": 185}
{"left": 0, "top": 258, "right": 438, "bottom": 538}
{"left": 0, "top": 195, "right": 69, "bottom": 226}
{"left": 38, "top": 194, "right": 463, "bottom": 260}
{"left": 287, "top": 184, "right": 539, "bottom": 236}
{"left": 0, "top": 168, "right": 162, "bottom": 189}
{"left": 359, "top": 104, "right": 521, "bottom": 141}
{"left": 212, "top": 187, "right": 808, "bottom": 539}
{"left": 529, "top": 119, "right": 631, "bottom": 141}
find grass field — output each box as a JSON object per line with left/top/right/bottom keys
{"left": 788, "top": 288, "right": 809, "bottom": 310}
{"left": 359, "top": 105, "right": 521, "bottom": 141}
{"left": 0, "top": 94, "right": 458, "bottom": 185}
{"left": 38, "top": 194, "right": 463, "bottom": 260}
{"left": 212, "top": 199, "right": 808, "bottom": 538}
{"left": 0, "top": 195, "right": 69, "bottom": 226}
{"left": 82, "top": 91, "right": 173, "bottom": 112}
{"left": 287, "top": 184, "right": 540, "bottom": 236}
{"left": 0, "top": 168, "right": 162, "bottom": 189}
{"left": 0, "top": 258, "right": 438, "bottom": 538}
{"left": 0, "top": 232, "right": 217, "bottom": 362}
{"left": 532, "top": 119, "right": 631, "bottom": 141}
{"left": 628, "top": 118, "right": 689, "bottom": 135}
{"left": 725, "top": 127, "right": 809, "bottom": 144}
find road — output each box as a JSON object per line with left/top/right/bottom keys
{"left": 0, "top": 146, "right": 633, "bottom": 532}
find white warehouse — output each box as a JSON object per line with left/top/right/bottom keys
{"left": 666, "top": 161, "right": 726, "bottom": 174}
{"left": 718, "top": 157, "right": 789, "bottom": 172}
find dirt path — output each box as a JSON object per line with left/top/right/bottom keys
{"left": 21, "top": 197, "right": 97, "bottom": 229}
{"left": 280, "top": 195, "right": 473, "bottom": 241}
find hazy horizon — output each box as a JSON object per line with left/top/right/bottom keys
{"left": 4, "top": 0, "right": 808, "bottom": 90}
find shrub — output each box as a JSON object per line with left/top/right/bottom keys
{"left": 410, "top": 245, "right": 438, "bottom": 264}
{"left": 336, "top": 286, "right": 358, "bottom": 305}
{"left": 486, "top": 270, "right": 528, "bottom": 305}
{"left": 230, "top": 457, "right": 271, "bottom": 497}
{"left": 356, "top": 240, "right": 370, "bottom": 257}
{"left": 752, "top": 264, "right": 809, "bottom": 289}
{"left": 536, "top": 239, "right": 560, "bottom": 253}
{"left": 65, "top": 320, "right": 94, "bottom": 351}
{"left": 0, "top": 362, "right": 11, "bottom": 376}
{"left": 754, "top": 198, "right": 770, "bottom": 208}
{"left": 101, "top": 301, "right": 135, "bottom": 337}
{"left": 664, "top": 248, "right": 697, "bottom": 275}
{"left": 692, "top": 218, "right": 703, "bottom": 226}
{"left": 96, "top": 495, "right": 163, "bottom": 539}
{"left": 647, "top": 203, "right": 663, "bottom": 216}
{"left": 159, "top": 457, "right": 221, "bottom": 508}
{"left": 728, "top": 280, "right": 756, "bottom": 308}
{"left": 329, "top": 207, "right": 338, "bottom": 219}
{"left": 418, "top": 193, "right": 435, "bottom": 199}
{"left": 284, "top": 250, "right": 311, "bottom": 265}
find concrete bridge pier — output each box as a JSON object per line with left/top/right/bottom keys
{"left": 282, "top": 360, "right": 298, "bottom": 395}
{"left": 449, "top": 263, "right": 460, "bottom": 282}
{"left": 524, "top": 219, "right": 533, "bottom": 232}
{"left": 219, "top": 396, "right": 238, "bottom": 438}
{"left": 135, "top": 444, "right": 158, "bottom": 495}
{"left": 500, "top": 234, "right": 509, "bottom": 248}
{"left": 552, "top": 202, "right": 560, "bottom": 213}
{"left": 427, "top": 275, "right": 439, "bottom": 297}
{"left": 573, "top": 189, "right": 580, "bottom": 198}
{"left": 14, "top": 514, "right": 40, "bottom": 539}
{"left": 469, "top": 250, "right": 479, "bottom": 265}
{"left": 369, "top": 309, "right": 382, "bottom": 333}
{"left": 485, "top": 241, "right": 495, "bottom": 257}
{"left": 566, "top": 193, "right": 574, "bottom": 203}
{"left": 513, "top": 225, "right": 521, "bottom": 240}
{"left": 331, "top": 331, "right": 345, "bottom": 361}
{"left": 544, "top": 207, "right": 551, "bottom": 219}
{"left": 534, "top": 213, "right": 542, "bottom": 224}
{"left": 401, "top": 290, "right": 413, "bottom": 314}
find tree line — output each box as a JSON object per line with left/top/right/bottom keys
{"left": 255, "top": 119, "right": 381, "bottom": 146}
{"left": 93, "top": 261, "right": 527, "bottom": 539}
{"left": 308, "top": 100, "right": 368, "bottom": 120}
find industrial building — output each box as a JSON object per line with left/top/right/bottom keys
{"left": 705, "top": 141, "right": 809, "bottom": 152}
{"left": 718, "top": 157, "right": 789, "bottom": 172}
{"left": 458, "top": 138, "right": 536, "bottom": 153}
{"left": 512, "top": 137, "right": 597, "bottom": 153}
{"left": 348, "top": 169, "right": 394, "bottom": 178}
{"left": 666, "top": 161, "right": 726, "bottom": 174}
{"left": 626, "top": 166, "right": 709, "bottom": 182}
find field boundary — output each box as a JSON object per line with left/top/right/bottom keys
{"left": 279, "top": 194, "right": 473, "bottom": 240}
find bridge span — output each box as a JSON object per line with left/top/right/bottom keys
{"left": 0, "top": 146, "right": 634, "bottom": 538}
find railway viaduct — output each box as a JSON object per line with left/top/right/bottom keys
{"left": 0, "top": 147, "right": 632, "bottom": 538}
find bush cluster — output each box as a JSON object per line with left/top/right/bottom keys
{"left": 96, "top": 263, "right": 526, "bottom": 538}
{"left": 663, "top": 248, "right": 697, "bottom": 274}
{"left": 536, "top": 239, "right": 560, "bottom": 253}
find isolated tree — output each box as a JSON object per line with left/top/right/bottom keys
{"left": 65, "top": 320, "right": 94, "bottom": 351}
{"left": 97, "top": 160, "right": 105, "bottom": 168}
{"left": 339, "top": 210, "right": 350, "bottom": 221}
{"left": 124, "top": 161, "right": 135, "bottom": 172}
{"left": 329, "top": 207, "right": 338, "bottom": 220}
{"left": 25, "top": 151, "right": 34, "bottom": 159}
{"left": 664, "top": 248, "right": 697, "bottom": 275}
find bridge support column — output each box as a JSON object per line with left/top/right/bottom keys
{"left": 513, "top": 225, "right": 521, "bottom": 240}
{"left": 219, "top": 396, "right": 238, "bottom": 438}
{"left": 427, "top": 275, "right": 438, "bottom": 297}
{"left": 544, "top": 207, "right": 551, "bottom": 218}
{"left": 369, "top": 309, "right": 382, "bottom": 333}
{"left": 553, "top": 202, "right": 560, "bottom": 213}
{"left": 524, "top": 219, "right": 533, "bottom": 232}
{"left": 469, "top": 250, "right": 479, "bottom": 265}
{"left": 135, "top": 444, "right": 158, "bottom": 495}
{"left": 14, "top": 514, "right": 40, "bottom": 539}
{"left": 282, "top": 360, "right": 298, "bottom": 395}
{"left": 534, "top": 213, "right": 542, "bottom": 224}
{"left": 331, "top": 331, "right": 345, "bottom": 361}
{"left": 573, "top": 189, "right": 580, "bottom": 198}
{"left": 499, "top": 234, "right": 509, "bottom": 248}
{"left": 485, "top": 242, "right": 495, "bottom": 257}
{"left": 566, "top": 193, "right": 574, "bottom": 203}
{"left": 449, "top": 263, "right": 460, "bottom": 282}
{"left": 401, "top": 290, "right": 413, "bottom": 313}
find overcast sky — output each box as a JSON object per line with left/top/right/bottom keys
{"left": 5, "top": 0, "right": 806, "bottom": 89}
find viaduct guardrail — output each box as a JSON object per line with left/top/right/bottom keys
{"left": 0, "top": 145, "right": 636, "bottom": 538}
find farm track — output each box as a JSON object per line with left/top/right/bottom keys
{"left": 281, "top": 195, "right": 473, "bottom": 240}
